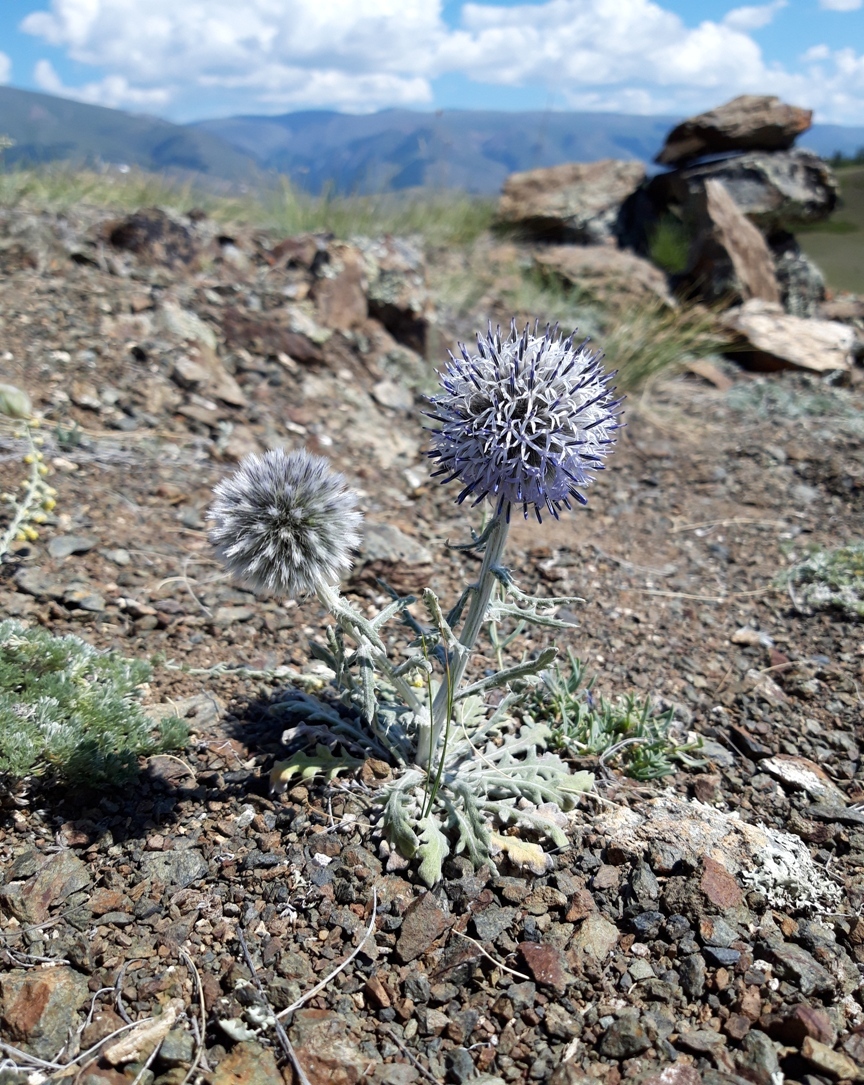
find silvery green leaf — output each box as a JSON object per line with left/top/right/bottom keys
{"left": 384, "top": 786, "right": 420, "bottom": 858}
{"left": 0, "top": 383, "right": 31, "bottom": 420}
{"left": 455, "top": 647, "right": 557, "bottom": 701}
{"left": 417, "top": 813, "right": 450, "bottom": 887}
{"left": 489, "top": 800, "right": 569, "bottom": 848}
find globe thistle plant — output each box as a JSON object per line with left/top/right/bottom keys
{"left": 208, "top": 321, "right": 622, "bottom": 887}
{"left": 208, "top": 448, "right": 361, "bottom": 598}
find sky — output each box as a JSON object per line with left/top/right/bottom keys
{"left": 0, "top": 0, "right": 863, "bottom": 125}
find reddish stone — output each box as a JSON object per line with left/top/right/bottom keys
{"left": 566, "top": 889, "right": 598, "bottom": 922}
{"left": 395, "top": 891, "right": 450, "bottom": 963}
{"left": 763, "top": 1004, "right": 836, "bottom": 1047}
{"left": 519, "top": 942, "right": 573, "bottom": 994}
{"left": 700, "top": 857, "right": 743, "bottom": 909}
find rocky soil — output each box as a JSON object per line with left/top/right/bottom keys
{"left": 0, "top": 199, "right": 863, "bottom": 1085}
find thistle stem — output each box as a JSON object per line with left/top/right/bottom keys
{"left": 315, "top": 580, "right": 424, "bottom": 715}
{"left": 423, "top": 513, "right": 510, "bottom": 767}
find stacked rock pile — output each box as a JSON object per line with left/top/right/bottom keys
{"left": 497, "top": 95, "right": 861, "bottom": 374}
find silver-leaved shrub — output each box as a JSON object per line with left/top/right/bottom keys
{"left": 0, "top": 621, "right": 188, "bottom": 786}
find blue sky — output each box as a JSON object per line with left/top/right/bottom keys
{"left": 1, "top": 0, "right": 863, "bottom": 124}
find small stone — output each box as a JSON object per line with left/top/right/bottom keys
{"left": 639, "top": 1066, "right": 702, "bottom": 1085}
{"left": 592, "top": 864, "right": 620, "bottom": 891}
{"left": 735, "top": 1029, "right": 781, "bottom": 1085}
{"left": 678, "top": 955, "right": 707, "bottom": 1000}
{"left": 361, "top": 522, "right": 432, "bottom": 565}
{"left": 801, "top": 1036, "right": 861, "bottom": 1081}
{"left": 403, "top": 972, "right": 431, "bottom": 1003}
{"left": 629, "top": 959, "right": 655, "bottom": 981}
{"left": 766, "top": 943, "right": 835, "bottom": 997}
{"left": 396, "top": 892, "right": 449, "bottom": 963}
{"left": 13, "top": 566, "right": 66, "bottom": 600}
{"left": 632, "top": 911, "right": 664, "bottom": 940}
{"left": 565, "top": 889, "right": 597, "bottom": 922}
{"left": 0, "top": 967, "right": 90, "bottom": 1059}
{"left": 763, "top": 1004, "right": 836, "bottom": 1047}
{"left": 446, "top": 1046, "right": 476, "bottom": 1084}
{"left": 519, "top": 941, "right": 573, "bottom": 993}
{"left": 48, "top": 534, "right": 98, "bottom": 558}
{"left": 139, "top": 850, "right": 208, "bottom": 890}
{"left": 372, "top": 379, "right": 413, "bottom": 411}
{"left": 599, "top": 1015, "right": 651, "bottom": 1059}
{"left": 699, "top": 916, "right": 739, "bottom": 947}
{"left": 158, "top": 1029, "right": 196, "bottom": 1068}
{"left": 210, "top": 1041, "right": 283, "bottom": 1085}
{"left": 700, "top": 857, "right": 743, "bottom": 909}
{"left": 472, "top": 905, "right": 517, "bottom": 942}
{"left": 760, "top": 754, "right": 849, "bottom": 806}
{"left": 703, "top": 946, "right": 741, "bottom": 967}
{"left": 724, "top": 1015, "right": 752, "bottom": 1041}
{"left": 676, "top": 1029, "right": 727, "bottom": 1054}
{"left": 570, "top": 912, "right": 619, "bottom": 960}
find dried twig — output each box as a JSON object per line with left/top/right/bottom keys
{"left": 449, "top": 929, "right": 530, "bottom": 980}
{"left": 236, "top": 928, "right": 312, "bottom": 1085}
{"left": 380, "top": 1027, "right": 440, "bottom": 1085}
{"left": 276, "top": 885, "right": 378, "bottom": 1021}
{"left": 180, "top": 948, "right": 208, "bottom": 1085}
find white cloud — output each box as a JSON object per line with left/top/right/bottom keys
{"left": 0, "top": 53, "right": 10, "bottom": 84}
{"left": 818, "top": 0, "right": 861, "bottom": 10}
{"left": 723, "top": 0, "right": 786, "bottom": 31}
{"left": 803, "top": 44, "right": 831, "bottom": 61}
{"left": 17, "top": 0, "right": 864, "bottom": 123}
{"left": 34, "top": 59, "right": 172, "bottom": 109}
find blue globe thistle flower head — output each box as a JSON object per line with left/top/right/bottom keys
{"left": 209, "top": 448, "right": 362, "bottom": 597}
{"left": 427, "top": 320, "right": 622, "bottom": 522}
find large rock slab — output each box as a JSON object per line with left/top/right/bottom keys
{"left": 648, "top": 149, "right": 838, "bottom": 231}
{"left": 498, "top": 160, "right": 645, "bottom": 244}
{"left": 596, "top": 792, "right": 842, "bottom": 913}
{"left": 722, "top": 299, "right": 856, "bottom": 373}
{"left": 685, "top": 178, "right": 780, "bottom": 305}
{"left": 657, "top": 95, "right": 812, "bottom": 166}
{"left": 534, "top": 244, "right": 674, "bottom": 307}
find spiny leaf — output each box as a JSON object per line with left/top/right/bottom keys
{"left": 416, "top": 814, "right": 451, "bottom": 887}
{"left": 489, "top": 831, "right": 553, "bottom": 875}
{"left": 269, "top": 744, "right": 363, "bottom": 792}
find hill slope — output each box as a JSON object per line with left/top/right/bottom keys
{"left": 0, "top": 86, "right": 257, "bottom": 182}
{"left": 194, "top": 108, "right": 864, "bottom": 195}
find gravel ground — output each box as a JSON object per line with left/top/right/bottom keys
{"left": 0, "top": 204, "right": 863, "bottom": 1085}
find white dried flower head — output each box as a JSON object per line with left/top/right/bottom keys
{"left": 209, "top": 449, "right": 362, "bottom": 597}
{"left": 427, "top": 320, "right": 622, "bottom": 521}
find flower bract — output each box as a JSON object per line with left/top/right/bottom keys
{"left": 209, "top": 448, "right": 362, "bottom": 597}
{"left": 427, "top": 321, "right": 622, "bottom": 520}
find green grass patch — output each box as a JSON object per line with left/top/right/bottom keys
{"left": 0, "top": 620, "right": 188, "bottom": 786}
{"left": 781, "top": 542, "right": 864, "bottom": 620}
{"left": 529, "top": 650, "right": 704, "bottom": 780}
{"left": 797, "top": 165, "right": 864, "bottom": 294}
{"left": 0, "top": 165, "right": 496, "bottom": 247}
{"left": 647, "top": 213, "right": 691, "bottom": 274}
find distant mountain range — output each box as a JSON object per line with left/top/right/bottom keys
{"left": 3, "top": 85, "right": 864, "bottom": 196}
{"left": 0, "top": 86, "right": 257, "bottom": 183}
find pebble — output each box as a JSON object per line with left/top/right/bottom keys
{"left": 600, "top": 1015, "right": 651, "bottom": 1058}
{"left": 48, "top": 534, "right": 98, "bottom": 558}
{"left": 139, "top": 849, "right": 209, "bottom": 890}
{"left": 0, "top": 849, "right": 91, "bottom": 923}
{"left": 210, "top": 1041, "right": 282, "bottom": 1085}
{"left": 570, "top": 912, "right": 619, "bottom": 960}
{"left": 519, "top": 941, "right": 573, "bottom": 993}
{"left": 678, "top": 954, "right": 707, "bottom": 1000}
{"left": 765, "top": 942, "right": 835, "bottom": 997}
{"left": 801, "top": 1036, "right": 862, "bottom": 1080}
{"left": 158, "top": 1029, "right": 196, "bottom": 1068}
{"left": 395, "top": 891, "right": 449, "bottom": 963}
